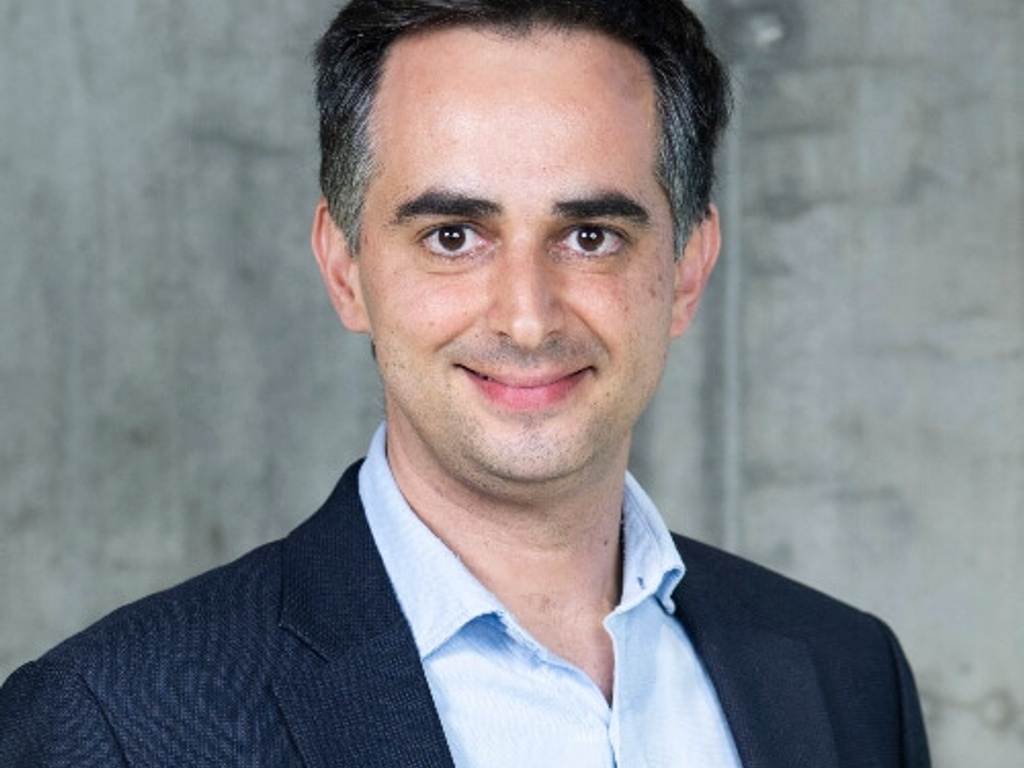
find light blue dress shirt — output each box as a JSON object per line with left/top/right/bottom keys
{"left": 359, "top": 424, "right": 741, "bottom": 768}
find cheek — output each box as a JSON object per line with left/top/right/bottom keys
{"left": 631, "top": 266, "right": 678, "bottom": 327}
{"left": 568, "top": 269, "right": 670, "bottom": 335}
{"left": 365, "top": 269, "right": 482, "bottom": 351}
{"left": 625, "top": 271, "right": 678, "bottom": 361}
{"left": 421, "top": 283, "right": 480, "bottom": 327}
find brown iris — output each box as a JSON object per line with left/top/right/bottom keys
{"left": 436, "top": 226, "right": 467, "bottom": 252}
{"left": 576, "top": 226, "right": 606, "bottom": 252}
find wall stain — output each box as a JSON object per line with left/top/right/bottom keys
{"left": 923, "top": 686, "right": 1022, "bottom": 736}
{"left": 207, "top": 522, "right": 226, "bottom": 558}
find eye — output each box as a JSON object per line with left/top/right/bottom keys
{"left": 561, "top": 225, "right": 626, "bottom": 258}
{"left": 422, "top": 224, "right": 484, "bottom": 258}
{"left": 575, "top": 226, "right": 606, "bottom": 252}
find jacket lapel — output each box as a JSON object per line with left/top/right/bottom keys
{"left": 672, "top": 538, "right": 840, "bottom": 768}
{"left": 271, "top": 625, "right": 454, "bottom": 768}
{"left": 270, "top": 463, "right": 455, "bottom": 768}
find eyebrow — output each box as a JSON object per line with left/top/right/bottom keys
{"left": 552, "top": 193, "right": 650, "bottom": 226}
{"left": 392, "top": 191, "right": 502, "bottom": 224}
{"left": 390, "top": 189, "right": 651, "bottom": 227}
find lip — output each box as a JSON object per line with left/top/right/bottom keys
{"left": 459, "top": 365, "right": 591, "bottom": 411}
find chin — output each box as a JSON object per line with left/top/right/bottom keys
{"left": 460, "top": 430, "right": 601, "bottom": 488}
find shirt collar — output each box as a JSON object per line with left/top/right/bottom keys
{"left": 359, "top": 425, "right": 503, "bottom": 659}
{"left": 358, "top": 423, "right": 686, "bottom": 659}
{"left": 619, "top": 472, "right": 686, "bottom": 615}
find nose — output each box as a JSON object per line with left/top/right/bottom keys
{"left": 486, "top": 246, "right": 565, "bottom": 350}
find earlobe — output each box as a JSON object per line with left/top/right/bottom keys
{"left": 670, "top": 204, "right": 721, "bottom": 337}
{"left": 311, "top": 198, "right": 371, "bottom": 333}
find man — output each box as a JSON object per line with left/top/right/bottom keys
{"left": 0, "top": 0, "right": 930, "bottom": 765}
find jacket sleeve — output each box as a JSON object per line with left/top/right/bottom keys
{"left": 0, "top": 660, "right": 130, "bottom": 768}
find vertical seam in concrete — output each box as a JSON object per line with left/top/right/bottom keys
{"left": 63, "top": 5, "right": 91, "bottom": 526}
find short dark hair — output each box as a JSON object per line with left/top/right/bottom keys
{"left": 315, "top": 0, "right": 731, "bottom": 254}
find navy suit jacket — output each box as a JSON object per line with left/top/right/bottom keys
{"left": 0, "top": 462, "right": 930, "bottom": 767}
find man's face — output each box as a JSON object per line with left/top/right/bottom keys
{"left": 315, "top": 26, "right": 718, "bottom": 501}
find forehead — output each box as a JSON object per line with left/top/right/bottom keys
{"left": 378, "top": 23, "right": 654, "bottom": 99}
{"left": 366, "top": 25, "right": 662, "bottom": 198}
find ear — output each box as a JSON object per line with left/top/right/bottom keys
{"left": 311, "top": 197, "right": 371, "bottom": 333}
{"left": 670, "top": 204, "right": 721, "bottom": 338}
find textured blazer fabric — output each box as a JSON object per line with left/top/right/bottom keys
{"left": 0, "top": 462, "right": 930, "bottom": 767}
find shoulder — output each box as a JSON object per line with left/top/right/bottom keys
{"left": 0, "top": 539, "right": 293, "bottom": 765}
{"left": 2, "top": 461, "right": 369, "bottom": 704}
{"left": 2, "top": 539, "right": 290, "bottom": 717}
{"left": 15, "top": 462, "right": 369, "bottom": 682}
{"left": 672, "top": 533, "right": 875, "bottom": 631}
{"left": 670, "top": 532, "right": 923, "bottom": 698}
{"left": 670, "top": 536, "right": 931, "bottom": 766}
{"left": 669, "top": 533, "right": 917, "bottom": 687}
{"left": 50, "top": 538, "right": 285, "bottom": 673}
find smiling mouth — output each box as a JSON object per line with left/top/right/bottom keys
{"left": 459, "top": 365, "right": 591, "bottom": 411}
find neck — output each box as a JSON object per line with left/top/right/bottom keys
{"left": 386, "top": 436, "right": 628, "bottom": 700}
{"left": 386, "top": 434, "right": 627, "bottom": 591}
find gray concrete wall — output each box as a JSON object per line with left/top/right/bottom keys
{"left": 1, "top": 1, "right": 1021, "bottom": 765}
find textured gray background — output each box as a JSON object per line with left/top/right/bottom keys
{"left": 1, "top": 1, "right": 1021, "bottom": 765}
